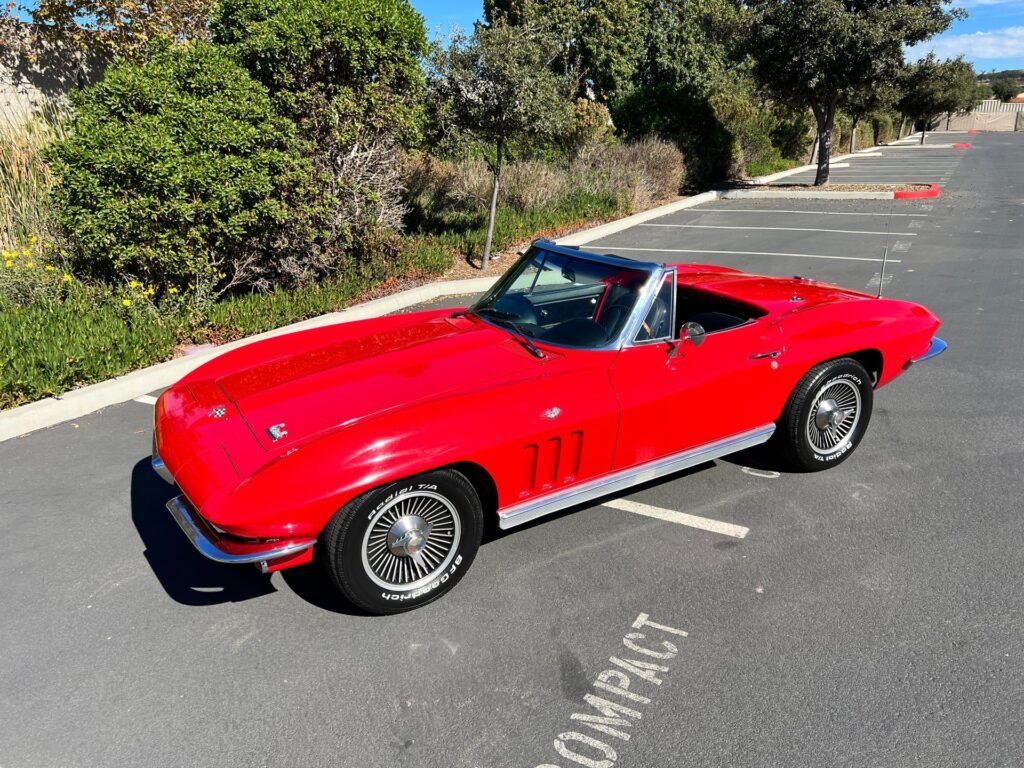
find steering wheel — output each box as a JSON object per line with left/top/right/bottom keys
{"left": 636, "top": 297, "right": 669, "bottom": 341}
{"left": 493, "top": 293, "right": 539, "bottom": 325}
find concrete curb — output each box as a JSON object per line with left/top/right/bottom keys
{"left": 556, "top": 191, "right": 721, "bottom": 246}
{"left": 0, "top": 277, "right": 497, "bottom": 442}
{"left": 881, "top": 143, "right": 964, "bottom": 149}
{"left": 894, "top": 183, "right": 942, "bottom": 200}
{"left": 0, "top": 131, "right": 936, "bottom": 441}
{"left": 723, "top": 182, "right": 941, "bottom": 201}
{"left": 721, "top": 189, "right": 897, "bottom": 200}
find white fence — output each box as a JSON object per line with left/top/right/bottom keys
{"left": 973, "top": 99, "right": 1024, "bottom": 114}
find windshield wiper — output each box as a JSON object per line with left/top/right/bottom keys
{"left": 452, "top": 307, "right": 545, "bottom": 358}
{"left": 450, "top": 306, "right": 519, "bottom": 321}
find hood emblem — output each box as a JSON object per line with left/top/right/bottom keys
{"left": 208, "top": 405, "right": 227, "bottom": 419}
{"left": 543, "top": 407, "right": 561, "bottom": 420}
{"left": 266, "top": 423, "right": 288, "bottom": 442}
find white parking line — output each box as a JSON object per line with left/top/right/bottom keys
{"left": 640, "top": 224, "right": 916, "bottom": 236}
{"left": 133, "top": 395, "right": 158, "bottom": 405}
{"left": 688, "top": 209, "right": 927, "bottom": 217}
{"left": 604, "top": 246, "right": 901, "bottom": 264}
{"left": 603, "top": 498, "right": 749, "bottom": 538}
{"left": 741, "top": 467, "right": 781, "bottom": 479}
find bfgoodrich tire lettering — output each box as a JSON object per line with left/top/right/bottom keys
{"left": 778, "top": 358, "right": 873, "bottom": 472}
{"left": 321, "top": 469, "right": 483, "bottom": 614}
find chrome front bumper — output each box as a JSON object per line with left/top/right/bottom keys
{"left": 166, "top": 495, "right": 316, "bottom": 568}
{"left": 152, "top": 432, "right": 174, "bottom": 484}
{"left": 154, "top": 432, "right": 315, "bottom": 569}
{"left": 909, "top": 336, "right": 948, "bottom": 365}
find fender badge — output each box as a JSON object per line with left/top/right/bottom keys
{"left": 208, "top": 405, "right": 227, "bottom": 419}
{"left": 543, "top": 407, "right": 561, "bottom": 420}
{"left": 266, "top": 423, "right": 288, "bottom": 442}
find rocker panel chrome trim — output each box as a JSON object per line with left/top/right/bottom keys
{"left": 497, "top": 424, "right": 776, "bottom": 530}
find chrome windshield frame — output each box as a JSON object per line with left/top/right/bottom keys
{"left": 470, "top": 240, "right": 665, "bottom": 353}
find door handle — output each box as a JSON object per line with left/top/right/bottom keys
{"left": 749, "top": 350, "right": 782, "bottom": 359}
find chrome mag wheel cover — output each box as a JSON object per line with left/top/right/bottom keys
{"left": 361, "top": 491, "right": 461, "bottom": 591}
{"left": 806, "top": 379, "right": 861, "bottom": 455}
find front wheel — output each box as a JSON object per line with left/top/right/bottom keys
{"left": 778, "top": 358, "right": 873, "bottom": 472}
{"left": 320, "top": 469, "right": 483, "bottom": 614}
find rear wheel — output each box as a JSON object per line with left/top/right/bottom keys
{"left": 778, "top": 358, "right": 873, "bottom": 472}
{"left": 321, "top": 469, "right": 482, "bottom": 614}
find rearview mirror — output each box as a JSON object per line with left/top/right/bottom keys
{"left": 681, "top": 321, "right": 706, "bottom": 347}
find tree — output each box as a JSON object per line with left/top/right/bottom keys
{"left": 427, "top": 22, "right": 571, "bottom": 269}
{"left": 211, "top": 0, "right": 429, "bottom": 283}
{"left": 10, "top": 0, "right": 212, "bottom": 61}
{"left": 632, "top": 0, "right": 740, "bottom": 99}
{"left": 211, "top": 0, "right": 427, "bottom": 144}
{"left": 936, "top": 57, "right": 981, "bottom": 129}
{"left": 484, "top": 0, "right": 645, "bottom": 102}
{"left": 746, "top": 0, "right": 963, "bottom": 185}
{"left": 991, "top": 78, "right": 1020, "bottom": 102}
{"left": 898, "top": 55, "right": 975, "bottom": 144}
{"left": 842, "top": 83, "right": 898, "bottom": 153}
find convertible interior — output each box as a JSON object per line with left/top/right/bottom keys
{"left": 495, "top": 280, "right": 764, "bottom": 347}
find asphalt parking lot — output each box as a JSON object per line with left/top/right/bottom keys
{"left": 2, "top": 132, "right": 1022, "bottom": 768}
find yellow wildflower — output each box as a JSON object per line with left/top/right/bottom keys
{"left": 146, "top": 287, "right": 155, "bottom": 296}
{"left": 168, "top": 287, "right": 179, "bottom": 295}
{"left": 122, "top": 299, "right": 132, "bottom": 307}
{"left": 218, "top": 272, "right": 226, "bottom": 279}
{"left": 25, "top": 261, "right": 34, "bottom": 268}
{"left": 129, "top": 280, "right": 139, "bottom": 288}
{"left": 21, "top": 249, "right": 30, "bottom": 257}
{"left": 4, "top": 261, "right": 12, "bottom": 268}
{"left": 45, "top": 265, "right": 56, "bottom": 272}
{"left": 63, "top": 274, "right": 73, "bottom": 282}
{"left": 28, "top": 234, "right": 37, "bottom": 244}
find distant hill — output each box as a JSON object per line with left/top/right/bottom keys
{"left": 981, "top": 69, "right": 1023, "bottom": 82}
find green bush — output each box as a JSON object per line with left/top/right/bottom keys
{"left": 47, "top": 41, "right": 297, "bottom": 294}
{"left": 211, "top": 0, "right": 427, "bottom": 143}
{"left": 0, "top": 285, "right": 177, "bottom": 408}
{"left": 745, "top": 158, "right": 801, "bottom": 178}
{"left": 613, "top": 84, "right": 737, "bottom": 187}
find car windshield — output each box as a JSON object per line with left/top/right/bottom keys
{"left": 471, "top": 246, "right": 652, "bottom": 349}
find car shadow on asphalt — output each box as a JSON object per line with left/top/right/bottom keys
{"left": 719, "top": 441, "right": 792, "bottom": 473}
{"left": 130, "top": 458, "right": 278, "bottom": 606}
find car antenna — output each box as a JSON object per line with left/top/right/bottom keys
{"left": 877, "top": 197, "right": 895, "bottom": 299}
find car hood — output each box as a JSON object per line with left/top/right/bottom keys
{"left": 214, "top": 312, "right": 540, "bottom": 450}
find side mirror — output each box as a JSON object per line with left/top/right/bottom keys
{"left": 681, "top": 322, "right": 706, "bottom": 347}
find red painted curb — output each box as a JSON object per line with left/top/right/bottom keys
{"left": 968, "top": 130, "right": 981, "bottom": 135}
{"left": 952, "top": 142, "right": 972, "bottom": 148}
{"left": 894, "top": 184, "right": 941, "bottom": 200}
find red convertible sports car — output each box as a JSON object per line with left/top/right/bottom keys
{"left": 153, "top": 240, "right": 945, "bottom": 613}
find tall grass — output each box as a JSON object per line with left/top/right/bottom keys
{"left": 0, "top": 105, "right": 66, "bottom": 250}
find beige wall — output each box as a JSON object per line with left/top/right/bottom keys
{"left": 937, "top": 112, "right": 1020, "bottom": 132}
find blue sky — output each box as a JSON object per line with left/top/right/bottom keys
{"left": 412, "top": 0, "right": 1024, "bottom": 72}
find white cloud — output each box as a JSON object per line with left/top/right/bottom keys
{"left": 909, "top": 25, "right": 1024, "bottom": 61}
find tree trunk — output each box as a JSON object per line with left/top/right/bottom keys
{"left": 920, "top": 119, "right": 927, "bottom": 145}
{"left": 481, "top": 140, "right": 504, "bottom": 271}
{"left": 898, "top": 116, "right": 907, "bottom": 139}
{"left": 946, "top": 112, "right": 952, "bottom": 131}
{"left": 849, "top": 117, "right": 859, "bottom": 154}
{"left": 808, "top": 134, "right": 818, "bottom": 165}
{"left": 813, "top": 104, "right": 835, "bottom": 186}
